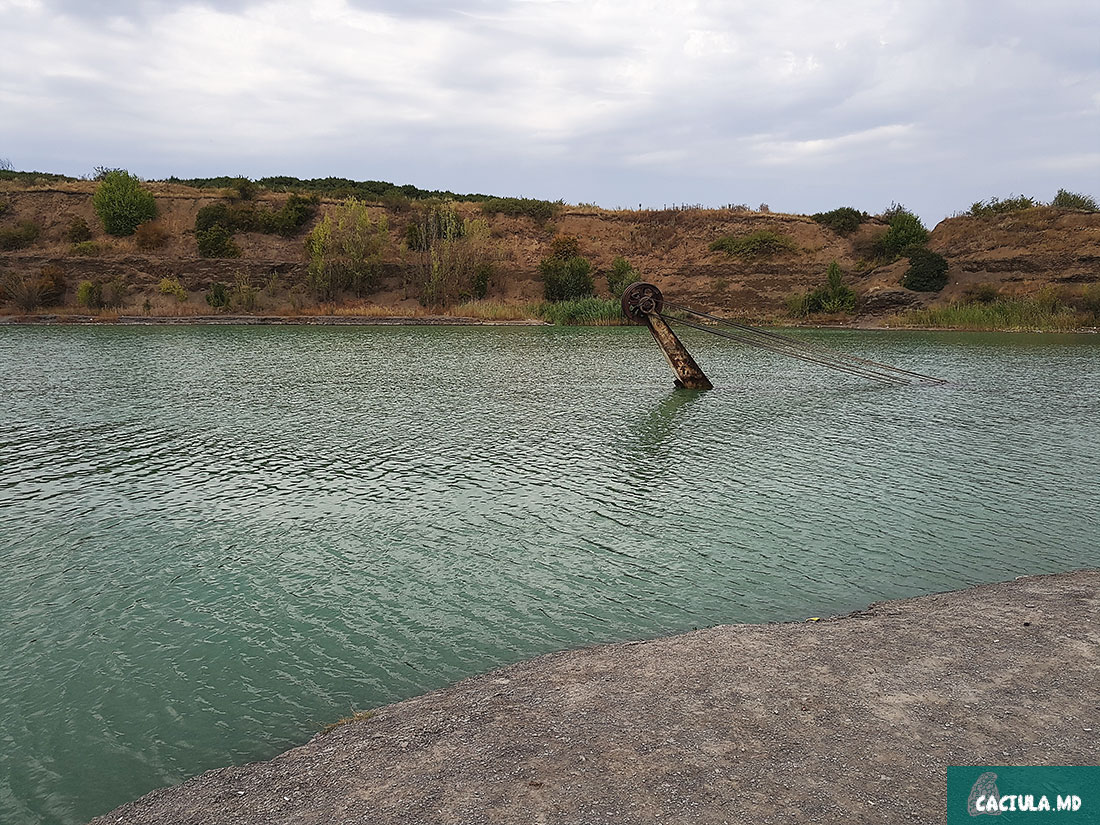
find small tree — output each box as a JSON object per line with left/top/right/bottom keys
{"left": 876, "top": 208, "right": 928, "bottom": 260}
{"left": 305, "top": 199, "right": 389, "bottom": 300}
{"left": 76, "top": 280, "right": 102, "bottom": 309}
{"left": 541, "top": 256, "right": 593, "bottom": 301}
{"left": 902, "top": 248, "right": 949, "bottom": 291}
{"left": 819, "top": 261, "right": 856, "bottom": 311}
{"left": 404, "top": 203, "right": 493, "bottom": 306}
{"left": 92, "top": 170, "right": 157, "bottom": 236}
{"left": 334, "top": 199, "right": 388, "bottom": 297}
{"left": 607, "top": 257, "right": 637, "bottom": 298}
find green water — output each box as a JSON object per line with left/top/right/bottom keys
{"left": 1, "top": 325, "right": 1097, "bottom": 825}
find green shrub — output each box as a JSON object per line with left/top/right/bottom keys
{"left": 195, "top": 194, "right": 318, "bottom": 252}
{"left": 547, "top": 235, "right": 581, "bottom": 260}
{"left": 479, "top": 197, "right": 561, "bottom": 222}
{"left": 472, "top": 263, "right": 492, "bottom": 300}
{"left": 306, "top": 198, "right": 389, "bottom": 299}
{"left": 540, "top": 256, "right": 594, "bottom": 301}
{"left": 876, "top": 209, "right": 928, "bottom": 259}
{"left": 0, "top": 199, "right": 9, "bottom": 217}
{"left": 66, "top": 217, "right": 93, "bottom": 243}
{"left": 1051, "top": 189, "right": 1098, "bottom": 212}
{"left": 787, "top": 261, "right": 857, "bottom": 316}
{"left": 709, "top": 230, "right": 796, "bottom": 258}
{"left": 0, "top": 220, "right": 40, "bottom": 251}
{"left": 76, "top": 280, "right": 102, "bottom": 309}
{"left": 607, "top": 256, "right": 637, "bottom": 298}
{"left": 227, "top": 177, "right": 258, "bottom": 201}
{"left": 966, "top": 195, "right": 1041, "bottom": 218}
{"left": 134, "top": 220, "right": 170, "bottom": 250}
{"left": 93, "top": 170, "right": 157, "bottom": 236}
{"left": 902, "top": 248, "right": 949, "bottom": 291}
{"left": 206, "top": 282, "right": 230, "bottom": 308}
{"left": 264, "top": 193, "right": 319, "bottom": 236}
{"left": 195, "top": 203, "right": 232, "bottom": 233}
{"left": 810, "top": 207, "right": 867, "bottom": 235}
{"left": 537, "top": 297, "right": 623, "bottom": 325}
{"left": 196, "top": 225, "right": 240, "bottom": 258}
{"left": 158, "top": 277, "right": 187, "bottom": 301}
{"left": 71, "top": 241, "right": 101, "bottom": 256}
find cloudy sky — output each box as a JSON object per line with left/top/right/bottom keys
{"left": 2, "top": 0, "right": 1098, "bottom": 224}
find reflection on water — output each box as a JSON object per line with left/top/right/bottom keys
{"left": 634, "top": 389, "right": 707, "bottom": 448}
{"left": 0, "top": 325, "right": 1098, "bottom": 825}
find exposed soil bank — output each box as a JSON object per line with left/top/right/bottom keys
{"left": 3, "top": 183, "right": 1100, "bottom": 324}
{"left": 90, "top": 571, "right": 1099, "bottom": 825}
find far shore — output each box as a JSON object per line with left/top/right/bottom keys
{"left": 1, "top": 312, "right": 1098, "bottom": 334}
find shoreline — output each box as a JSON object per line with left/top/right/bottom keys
{"left": 0, "top": 313, "right": 550, "bottom": 326}
{"left": 89, "top": 570, "right": 1100, "bottom": 825}
{"left": 2, "top": 313, "right": 1098, "bottom": 334}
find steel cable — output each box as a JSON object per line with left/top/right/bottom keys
{"left": 659, "top": 302, "right": 946, "bottom": 385}
{"left": 659, "top": 313, "right": 915, "bottom": 386}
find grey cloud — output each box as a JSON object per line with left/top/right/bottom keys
{"left": 4, "top": 0, "right": 1098, "bottom": 225}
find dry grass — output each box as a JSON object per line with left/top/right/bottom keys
{"left": 448, "top": 300, "right": 540, "bottom": 320}
{"left": 316, "top": 302, "right": 429, "bottom": 317}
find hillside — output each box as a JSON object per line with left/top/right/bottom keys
{"left": 2, "top": 179, "right": 1099, "bottom": 324}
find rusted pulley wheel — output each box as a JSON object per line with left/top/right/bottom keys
{"left": 621, "top": 282, "right": 664, "bottom": 323}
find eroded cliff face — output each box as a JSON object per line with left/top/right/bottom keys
{"left": 2, "top": 181, "right": 1098, "bottom": 318}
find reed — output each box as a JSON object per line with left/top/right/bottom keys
{"left": 537, "top": 297, "right": 625, "bottom": 326}
{"left": 892, "top": 295, "right": 1091, "bottom": 331}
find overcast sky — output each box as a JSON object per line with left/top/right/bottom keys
{"left": 2, "top": 0, "right": 1098, "bottom": 224}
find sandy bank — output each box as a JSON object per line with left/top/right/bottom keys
{"left": 89, "top": 571, "right": 1099, "bottom": 824}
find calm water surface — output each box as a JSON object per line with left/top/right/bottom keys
{"left": 1, "top": 325, "right": 1098, "bottom": 824}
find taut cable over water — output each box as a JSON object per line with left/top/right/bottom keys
{"left": 621, "top": 282, "right": 947, "bottom": 389}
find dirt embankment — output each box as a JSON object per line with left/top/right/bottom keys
{"left": 2, "top": 181, "right": 1099, "bottom": 320}
{"left": 88, "top": 570, "right": 1099, "bottom": 825}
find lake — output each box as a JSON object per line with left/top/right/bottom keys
{"left": 1, "top": 324, "right": 1098, "bottom": 825}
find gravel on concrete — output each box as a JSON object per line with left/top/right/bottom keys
{"left": 89, "top": 570, "right": 1100, "bottom": 825}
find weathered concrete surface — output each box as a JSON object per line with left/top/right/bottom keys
{"left": 90, "top": 571, "right": 1099, "bottom": 825}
